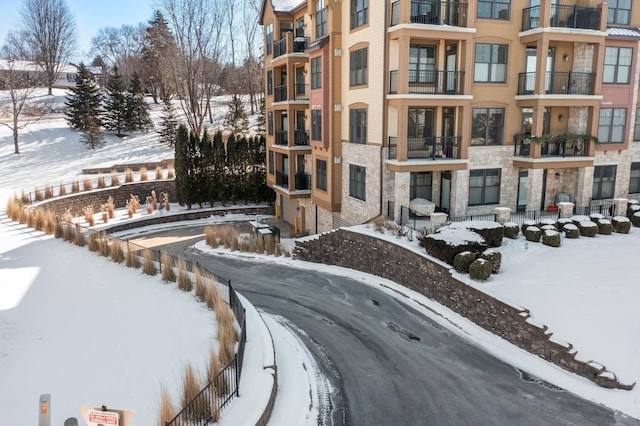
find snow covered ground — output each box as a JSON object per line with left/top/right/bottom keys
{"left": 1, "top": 89, "right": 639, "bottom": 424}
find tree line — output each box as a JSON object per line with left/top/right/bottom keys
{"left": 174, "top": 124, "right": 273, "bottom": 208}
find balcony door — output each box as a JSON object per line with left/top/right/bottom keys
{"left": 525, "top": 47, "right": 555, "bottom": 93}
{"left": 445, "top": 45, "right": 457, "bottom": 93}
{"left": 442, "top": 108, "right": 455, "bottom": 158}
{"left": 295, "top": 66, "right": 305, "bottom": 98}
{"left": 440, "top": 171, "right": 451, "bottom": 213}
{"left": 280, "top": 112, "right": 288, "bottom": 145}
{"left": 409, "top": 45, "right": 436, "bottom": 84}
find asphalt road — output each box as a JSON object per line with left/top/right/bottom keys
{"left": 129, "top": 226, "right": 639, "bottom": 426}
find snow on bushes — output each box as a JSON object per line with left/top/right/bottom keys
{"left": 542, "top": 229, "right": 561, "bottom": 247}
{"left": 420, "top": 227, "right": 487, "bottom": 265}
{"left": 524, "top": 226, "right": 542, "bottom": 242}
{"left": 480, "top": 249, "right": 501, "bottom": 273}
{"left": 469, "top": 258, "right": 492, "bottom": 281}
{"left": 612, "top": 216, "right": 631, "bottom": 234}
{"left": 632, "top": 211, "right": 640, "bottom": 228}
{"left": 503, "top": 221, "right": 519, "bottom": 239}
{"left": 563, "top": 223, "right": 580, "bottom": 238}
{"left": 447, "top": 221, "right": 504, "bottom": 247}
{"left": 453, "top": 251, "right": 477, "bottom": 274}
{"left": 577, "top": 220, "right": 598, "bottom": 237}
{"left": 595, "top": 219, "right": 613, "bottom": 235}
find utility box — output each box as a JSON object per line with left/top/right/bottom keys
{"left": 38, "top": 394, "right": 51, "bottom": 426}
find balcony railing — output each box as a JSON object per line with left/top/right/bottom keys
{"left": 513, "top": 134, "right": 587, "bottom": 158}
{"left": 275, "top": 171, "right": 288, "bottom": 188}
{"left": 294, "top": 130, "right": 309, "bottom": 146}
{"left": 273, "top": 36, "right": 310, "bottom": 58}
{"left": 274, "top": 85, "right": 287, "bottom": 102}
{"left": 294, "top": 173, "right": 311, "bottom": 190}
{"left": 273, "top": 39, "right": 287, "bottom": 58}
{"left": 388, "top": 136, "right": 460, "bottom": 160}
{"left": 389, "top": 69, "right": 464, "bottom": 95}
{"left": 517, "top": 71, "right": 595, "bottom": 96}
{"left": 294, "top": 83, "right": 309, "bottom": 100}
{"left": 522, "top": 5, "right": 601, "bottom": 31}
{"left": 390, "top": 1, "right": 468, "bottom": 27}
{"left": 275, "top": 130, "right": 288, "bottom": 146}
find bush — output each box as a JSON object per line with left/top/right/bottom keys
{"left": 612, "top": 216, "right": 631, "bottom": 234}
{"left": 556, "top": 218, "right": 573, "bottom": 231}
{"left": 540, "top": 224, "right": 556, "bottom": 231}
{"left": 521, "top": 219, "right": 536, "bottom": 234}
{"left": 503, "top": 222, "right": 519, "bottom": 239}
{"left": 469, "top": 258, "right": 492, "bottom": 281}
{"left": 596, "top": 219, "right": 613, "bottom": 235}
{"left": 142, "top": 249, "right": 157, "bottom": 276}
{"left": 589, "top": 213, "right": 605, "bottom": 222}
{"left": 480, "top": 249, "right": 501, "bottom": 273}
{"left": 538, "top": 218, "right": 557, "bottom": 229}
{"left": 632, "top": 212, "right": 640, "bottom": 228}
{"left": 161, "top": 253, "right": 176, "bottom": 283}
{"left": 627, "top": 203, "right": 640, "bottom": 219}
{"left": 453, "top": 251, "right": 476, "bottom": 273}
{"left": 563, "top": 223, "right": 580, "bottom": 238}
{"left": 571, "top": 215, "right": 591, "bottom": 225}
{"left": 577, "top": 220, "right": 598, "bottom": 237}
{"left": 524, "top": 226, "right": 542, "bottom": 242}
{"left": 542, "top": 229, "right": 561, "bottom": 247}
{"left": 421, "top": 227, "right": 488, "bottom": 266}
{"left": 448, "top": 221, "right": 504, "bottom": 247}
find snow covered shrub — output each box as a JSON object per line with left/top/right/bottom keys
{"left": 448, "top": 221, "right": 504, "bottom": 247}
{"left": 556, "top": 217, "right": 573, "bottom": 231}
{"left": 469, "top": 258, "right": 492, "bottom": 281}
{"left": 540, "top": 224, "right": 556, "bottom": 232}
{"left": 589, "top": 213, "right": 605, "bottom": 222}
{"left": 627, "top": 203, "right": 640, "bottom": 219}
{"left": 521, "top": 219, "right": 536, "bottom": 234}
{"left": 632, "top": 211, "right": 640, "bottom": 228}
{"left": 612, "top": 216, "right": 631, "bottom": 234}
{"left": 577, "top": 220, "right": 598, "bottom": 237}
{"left": 570, "top": 215, "right": 591, "bottom": 226}
{"left": 420, "top": 227, "right": 488, "bottom": 266}
{"left": 538, "top": 218, "right": 557, "bottom": 229}
{"left": 524, "top": 226, "right": 542, "bottom": 242}
{"left": 161, "top": 252, "right": 176, "bottom": 283}
{"left": 596, "top": 219, "right": 613, "bottom": 235}
{"left": 454, "top": 251, "right": 476, "bottom": 273}
{"left": 480, "top": 249, "right": 501, "bottom": 273}
{"left": 542, "top": 229, "right": 561, "bottom": 247}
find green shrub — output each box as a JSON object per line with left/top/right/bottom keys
{"left": 578, "top": 220, "right": 598, "bottom": 237}
{"left": 596, "top": 219, "right": 613, "bottom": 235}
{"left": 538, "top": 218, "right": 557, "bottom": 229}
{"left": 540, "top": 224, "right": 556, "bottom": 232}
{"left": 449, "top": 221, "right": 504, "bottom": 247}
{"left": 632, "top": 212, "right": 640, "bottom": 227}
{"left": 454, "top": 251, "right": 477, "bottom": 273}
{"left": 571, "top": 215, "right": 591, "bottom": 226}
{"left": 521, "top": 220, "right": 536, "bottom": 234}
{"left": 627, "top": 204, "right": 640, "bottom": 219}
{"left": 503, "top": 222, "right": 519, "bottom": 239}
{"left": 421, "top": 228, "right": 488, "bottom": 266}
{"left": 556, "top": 218, "right": 573, "bottom": 231}
{"left": 469, "top": 258, "right": 492, "bottom": 281}
{"left": 524, "top": 226, "right": 542, "bottom": 242}
{"left": 612, "top": 216, "right": 631, "bottom": 234}
{"left": 480, "top": 249, "right": 501, "bottom": 273}
{"left": 542, "top": 230, "right": 561, "bottom": 247}
{"left": 563, "top": 223, "right": 580, "bottom": 238}
{"left": 590, "top": 213, "right": 605, "bottom": 223}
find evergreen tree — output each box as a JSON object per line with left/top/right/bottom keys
{"left": 158, "top": 98, "right": 179, "bottom": 146}
{"left": 103, "top": 66, "right": 127, "bottom": 137}
{"left": 65, "top": 63, "right": 103, "bottom": 132}
{"left": 223, "top": 95, "right": 249, "bottom": 135}
{"left": 188, "top": 130, "right": 203, "bottom": 207}
{"left": 80, "top": 115, "right": 105, "bottom": 149}
{"left": 235, "top": 135, "right": 249, "bottom": 202}
{"left": 141, "top": 10, "right": 178, "bottom": 103}
{"left": 211, "top": 130, "right": 226, "bottom": 205}
{"left": 125, "top": 72, "right": 153, "bottom": 132}
{"left": 255, "top": 96, "right": 265, "bottom": 134}
{"left": 225, "top": 133, "right": 238, "bottom": 203}
{"left": 199, "top": 129, "right": 214, "bottom": 206}
{"left": 175, "top": 124, "right": 192, "bottom": 208}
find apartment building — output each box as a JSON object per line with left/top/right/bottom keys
{"left": 260, "top": 0, "right": 640, "bottom": 234}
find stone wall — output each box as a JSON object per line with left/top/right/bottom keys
{"left": 294, "top": 229, "right": 633, "bottom": 390}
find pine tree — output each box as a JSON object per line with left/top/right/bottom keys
{"left": 158, "top": 98, "right": 179, "bottom": 146}
{"left": 103, "top": 66, "right": 127, "bottom": 137}
{"left": 174, "top": 124, "right": 192, "bottom": 208}
{"left": 211, "top": 130, "right": 226, "bottom": 205}
{"left": 223, "top": 95, "right": 249, "bottom": 135}
{"left": 125, "top": 72, "right": 153, "bottom": 132}
{"left": 80, "top": 115, "right": 105, "bottom": 149}
{"left": 141, "top": 10, "right": 178, "bottom": 103}
{"left": 65, "top": 63, "right": 103, "bottom": 132}
{"left": 225, "top": 133, "right": 239, "bottom": 203}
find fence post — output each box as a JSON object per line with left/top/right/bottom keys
{"left": 228, "top": 280, "right": 233, "bottom": 310}
{"left": 235, "top": 356, "right": 240, "bottom": 397}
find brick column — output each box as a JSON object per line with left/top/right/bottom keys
{"left": 558, "top": 202, "right": 574, "bottom": 218}
{"left": 495, "top": 207, "right": 511, "bottom": 224}
{"left": 613, "top": 198, "right": 628, "bottom": 217}
{"left": 430, "top": 212, "right": 448, "bottom": 234}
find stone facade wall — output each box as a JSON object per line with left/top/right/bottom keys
{"left": 341, "top": 142, "right": 381, "bottom": 223}
{"left": 294, "top": 229, "right": 632, "bottom": 390}
{"left": 466, "top": 146, "right": 517, "bottom": 215}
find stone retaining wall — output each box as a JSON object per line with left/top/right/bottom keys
{"left": 294, "top": 229, "right": 633, "bottom": 390}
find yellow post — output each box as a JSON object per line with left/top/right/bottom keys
{"left": 294, "top": 216, "right": 299, "bottom": 234}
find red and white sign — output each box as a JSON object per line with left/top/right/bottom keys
{"left": 88, "top": 410, "right": 119, "bottom": 426}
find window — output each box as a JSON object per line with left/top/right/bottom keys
{"left": 607, "top": 0, "right": 631, "bottom": 25}
{"left": 351, "top": 0, "right": 368, "bottom": 29}
{"left": 409, "top": 45, "right": 436, "bottom": 83}
{"left": 634, "top": 109, "right": 640, "bottom": 141}
{"left": 630, "top": 163, "right": 640, "bottom": 194}
{"left": 311, "top": 110, "right": 322, "bottom": 141}
{"left": 267, "top": 111, "right": 273, "bottom": 136}
{"left": 603, "top": 47, "right": 632, "bottom": 84}
{"left": 266, "top": 70, "right": 273, "bottom": 95}
{"left": 598, "top": 108, "right": 626, "bottom": 144}
{"left": 350, "top": 48, "right": 368, "bottom": 86}
{"left": 471, "top": 108, "right": 504, "bottom": 145}
{"left": 349, "top": 164, "right": 366, "bottom": 201}
{"left": 478, "top": 0, "right": 510, "bottom": 20}
{"left": 311, "top": 57, "right": 322, "bottom": 89}
{"left": 295, "top": 17, "right": 305, "bottom": 37}
{"left": 408, "top": 108, "right": 434, "bottom": 140}
{"left": 410, "top": 172, "right": 432, "bottom": 200}
{"left": 349, "top": 109, "right": 367, "bottom": 144}
{"left": 316, "top": 159, "right": 327, "bottom": 191}
{"left": 474, "top": 43, "right": 508, "bottom": 83}
{"left": 469, "top": 169, "right": 501, "bottom": 206}
{"left": 316, "top": 0, "right": 327, "bottom": 38}
{"left": 268, "top": 150, "right": 274, "bottom": 175}
{"left": 592, "top": 165, "right": 616, "bottom": 200}
{"left": 265, "top": 24, "right": 273, "bottom": 55}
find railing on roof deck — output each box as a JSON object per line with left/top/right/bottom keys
{"left": 517, "top": 71, "right": 595, "bottom": 96}
{"left": 522, "top": 5, "right": 601, "bottom": 31}
{"left": 388, "top": 136, "right": 460, "bottom": 160}
{"left": 390, "top": 1, "right": 468, "bottom": 27}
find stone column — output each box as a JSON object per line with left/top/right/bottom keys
{"left": 495, "top": 207, "right": 512, "bottom": 224}
{"left": 558, "top": 202, "right": 574, "bottom": 218}
{"left": 430, "top": 212, "right": 448, "bottom": 234}
{"left": 613, "top": 198, "right": 628, "bottom": 217}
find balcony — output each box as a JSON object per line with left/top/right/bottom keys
{"left": 517, "top": 71, "right": 595, "bottom": 96}
{"left": 522, "top": 5, "right": 601, "bottom": 32}
{"left": 294, "top": 130, "right": 309, "bottom": 146}
{"left": 273, "top": 35, "right": 310, "bottom": 59}
{"left": 389, "top": 70, "right": 464, "bottom": 95}
{"left": 274, "top": 85, "right": 287, "bottom": 102}
{"left": 275, "top": 171, "right": 288, "bottom": 188}
{"left": 293, "top": 84, "right": 309, "bottom": 101}
{"left": 275, "top": 130, "right": 288, "bottom": 146}
{"left": 388, "top": 136, "right": 460, "bottom": 160}
{"left": 513, "top": 134, "right": 590, "bottom": 158}
{"left": 294, "top": 173, "right": 311, "bottom": 190}
{"left": 390, "top": 1, "right": 468, "bottom": 27}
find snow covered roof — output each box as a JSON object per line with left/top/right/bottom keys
{"left": 607, "top": 27, "right": 640, "bottom": 38}
{"left": 0, "top": 59, "right": 78, "bottom": 74}
{"left": 271, "top": 0, "right": 305, "bottom": 12}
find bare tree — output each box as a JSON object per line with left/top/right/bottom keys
{"left": 91, "top": 24, "right": 146, "bottom": 82}
{"left": 240, "top": 0, "right": 263, "bottom": 114}
{"left": 18, "top": 0, "right": 76, "bottom": 95}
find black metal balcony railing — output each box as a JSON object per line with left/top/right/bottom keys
{"left": 274, "top": 85, "right": 287, "bottom": 102}
{"left": 517, "top": 71, "right": 595, "bottom": 96}
{"left": 294, "top": 83, "right": 309, "bottom": 100}
{"left": 275, "top": 171, "right": 288, "bottom": 188}
{"left": 522, "top": 5, "right": 601, "bottom": 31}
{"left": 294, "top": 173, "right": 311, "bottom": 190}
{"left": 294, "top": 129, "right": 309, "bottom": 146}
{"left": 275, "top": 130, "right": 288, "bottom": 146}
{"left": 293, "top": 36, "right": 309, "bottom": 53}
{"left": 388, "top": 136, "right": 460, "bottom": 160}
{"left": 513, "top": 134, "right": 586, "bottom": 158}
{"left": 273, "top": 36, "right": 310, "bottom": 58}
{"left": 273, "top": 39, "right": 287, "bottom": 58}
{"left": 390, "top": 1, "right": 468, "bottom": 27}
{"left": 389, "top": 69, "right": 465, "bottom": 95}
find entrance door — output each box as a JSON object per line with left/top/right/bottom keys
{"left": 440, "top": 171, "right": 451, "bottom": 213}
{"left": 517, "top": 170, "right": 528, "bottom": 212}
{"left": 445, "top": 45, "right": 457, "bottom": 93}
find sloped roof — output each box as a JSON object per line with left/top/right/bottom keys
{"left": 0, "top": 60, "right": 78, "bottom": 73}
{"left": 271, "top": 0, "right": 305, "bottom": 12}
{"left": 607, "top": 27, "right": 640, "bottom": 38}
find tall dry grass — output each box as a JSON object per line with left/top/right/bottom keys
{"left": 145, "top": 196, "right": 153, "bottom": 214}
{"left": 111, "top": 170, "right": 120, "bottom": 186}
{"left": 217, "top": 304, "right": 238, "bottom": 343}
{"left": 204, "top": 226, "right": 219, "bottom": 248}
{"left": 26, "top": 209, "right": 36, "bottom": 228}
{"left": 204, "top": 282, "right": 224, "bottom": 312}
{"left": 110, "top": 240, "right": 125, "bottom": 263}
{"left": 177, "top": 258, "right": 193, "bottom": 291}
{"left": 73, "top": 223, "right": 85, "bottom": 247}
{"left": 181, "top": 364, "right": 210, "bottom": 422}
{"left": 82, "top": 178, "right": 93, "bottom": 191}
{"left": 62, "top": 221, "right": 74, "bottom": 242}
{"left": 82, "top": 205, "right": 95, "bottom": 226}
{"left": 106, "top": 195, "right": 115, "bottom": 218}
{"left": 209, "top": 347, "right": 229, "bottom": 396}
{"left": 140, "top": 166, "right": 148, "bottom": 181}
{"left": 157, "top": 386, "right": 176, "bottom": 426}
{"left": 125, "top": 242, "right": 141, "bottom": 269}
{"left": 162, "top": 192, "right": 170, "bottom": 211}
{"left": 101, "top": 206, "right": 108, "bottom": 224}
{"left": 217, "top": 310, "right": 237, "bottom": 367}
{"left": 97, "top": 174, "right": 105, "bottom": 188}
{"left": 167, "top": 167, "right": 175, "bottom": 179}
{"left": 54, "top": 221, "right": 64, "bottom": 239}
{"left": 20, "top": 190, "right": 29, "bottom": 203}
{"left": 33, "top": 209, "right": 46, "bottom": 231}
{"left": 98, "top": 233, "right": 110, "bottom": 257}
{"left": 44, "top": 185, "right": 54, "bottom": 199}
{"left": 161, "top": 252, "right": 176, "bottom": 283}
{"left": 151, "top": 190, "right": 158, "bottom": 210}
{"left": 194, "top": 267, "right": 206, "bottom": 301}
{"left": 58, "top": 183, "right": 67, "bottom": 196}
{"left": 34, "top": 187, "right": 44, "bottom": 201}
{"left": 44, "top": 210, "right": 57, "bottom": 235}
{"left": 87, "top": 232, "right": 100, "bottom": 251}
{"left": 124, "top": 168, "right": 133, "bottom": 183}
{"left": 6, "top": 196, "right": 21, "bottom": 221}
{"left": 142, "top": 249, "right": 157, "bottom": 276}
{"left": 155, "top": 166, "right": 163, "bottom": 180}
{"left": 71, "top": 180, "right": 79, "bottom": 193}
